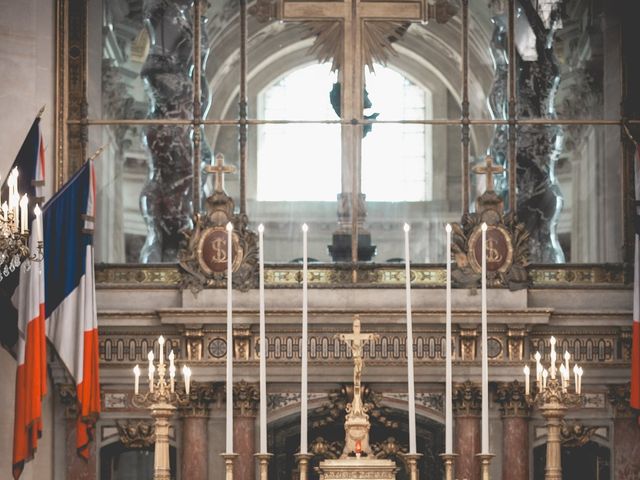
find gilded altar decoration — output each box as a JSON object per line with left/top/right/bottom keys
{"left": 179, "top": 153, "right": 258, "bottom": 292}
{"left": 451, "top": 156, "right": 530, "bottom": 289}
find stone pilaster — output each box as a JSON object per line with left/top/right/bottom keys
{"left": 608, "top": 384, "right": 640, "bottom": 480}
{"left": 180, "top": 382, "right": 216, "bottom": 480}
{"left": 495, "top": 381, "right": 531, "bottom": 480}
{"left": 233, "top": 380, "right": 259, "bottom": 480}
{"left": 58, "top": 384, "right": 96, "bottom": 480}
{"left": 453, "top": 381, "right": 481, "bottom": 480}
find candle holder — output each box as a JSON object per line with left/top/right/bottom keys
{"left": 132, "top": 337, "right": 192, "bottom": 480}
{"left": 524, "top": 337, "right": 584, "bottom": 480}
{"left": 295, "top": 452, "right": 313, "bottom": 480}
{"left": 403, "top": 453, "right": 422, "bottom": 480}
{"left": 439, "top": 453, "right": 458, "bottom": 480}
{"left": 254, "top": 453, "right": 273, "bottom": 480}
{"left": 476, "top": 453, "right": 495, "bottom": 480}
{"left": 221, "top": 453, "right": 238, "bottom": 480}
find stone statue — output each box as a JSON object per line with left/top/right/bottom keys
{"left": 139, "top": 0, "right": 213, "bottom": 262}
{"left": 335, "top": 315, "right": 379, "bottom": 457}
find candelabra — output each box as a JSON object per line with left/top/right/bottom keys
{"left": 523, "top": 336, "right": 584, "bottom": 480}
{"left": 132, "top": 335, "right": 192, "bottom": 480}
{"left": 0, "top": 168, "right": 42, "bottom": 280}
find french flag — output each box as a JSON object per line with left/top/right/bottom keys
{"left": 43, "top": 159, "right": 100, "bottom": 459}
{"left": 632, "top": 143, "right": 640, "bottom": 411}
{"left": 10, "top": 116, "right": 47, "bottom": 479}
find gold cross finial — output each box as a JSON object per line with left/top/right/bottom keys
{"left": 204, "top": 153, "right": 236, "bottom": 193}
{"left": 472, "top": 155, "right": 504, "bottom": 192}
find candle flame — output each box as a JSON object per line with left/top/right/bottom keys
{"left": 523, "top": 365, "right": 530, "bottom": 374}
{"left": 445, "top": 223, "right": 452, "bottom": 233}
{"left": 302, "top": 223, "right": 308, "bottom": 232}
{"left": 34, "top": 204, "right": 41, "bottom": 216}
{"left": 481, "top": 222, "right": 487, "bottom": 232}
{"left": 258, "top": 223, "right": 264, "bottom": 233}
{"left": 133, "top": 365, "right": 140, "bottom": 375}
{"left": 226, "top": 222, "right": 233, "bottom": 231}
{"left": 404, "top": 223, "right": 410, "bottom": 232}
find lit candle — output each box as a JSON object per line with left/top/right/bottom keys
{"left": 133, "top": 365, "right": 140, "bottom": 395}
{"left": 11, "top": 192, "right": 19, "bottom": 230}
{"left": 258, "top": 224, "right": 268, "bottom": 454}
{"left": 169, "top": 350, "right": 175, "bottom": 393}
{"left": 33, "top": 205, "right": 42, "bottom": 243}
{"left": 577, "top": 366, "right": 583, "bottom": 394}
{"left": 158, "top": 335, "right": 165, "bottom": 365}
{"left": 542, "top": 368, "right": 548, "bottom": 390}
{"left": 19, "top": 194, "right": 28, "bottom": 234}
{"left": 445, "top": 223, "right": 453, "bottom": 455}
{"left": 404, "top": 223, "right": 417, "bottom": 454}
{"left": 549, "top": 336, "right": 557, "bottom": 379}
{"left": 480, "top": 223, "right": 489, "bottom": 454}
{"left": 148, "top": 350, "right": 155, "bottom": 393}
{"left": 523, "top": 365, "right": 530, "bottom": 396}
{"left": 573, "top": 364, "right": 579, "bottom": 392}
{"left": 226, "top": 221, "right": 234, "bottom": 454}
{"left": 182, "top": 365, "right": 191, "bottom": 395}
{"left": 564, "top": 350, "right": 570, "bottom": 373}
{"left": 2, "top": 202, "right": 8, "bottom": 222}
{"left": 559, "top": 365, "right": 567, "bottom": 392}
{"left": 300, "top": 223, "right": 309, "bottom": 455}
{"left": 534, "top": 351, "right": 542, "bottom": 385}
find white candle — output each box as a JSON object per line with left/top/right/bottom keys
{"left": 445, "top": 223, "right": 453, "bottom": 454}
{"left": 577, "top": 366, "right": 583, "bottom": 394}
{"left": 169, "top": 350, "right": 175, "bottom": 393}
{"left": 158, "top": 335, "right": 165, "bottom": 365}
{"left": 404, "top": 223, "right": 417, "bottom": 454}
{"left": 559, "top": 365, "right": 567, "bottom": 392}
{"left": 573, "top": 364, "right": 579, "bottom": 392}
{"left": 542, "top": 368, "right": 548, "bottom": 390}
{"left": 148, "top": 350, "right": 155, "bottom": 393}
{"left": 300, "top": 223, "right": 309, "bottom": 455}
{"left": 2, "top": 202, "right": 8, "bottom": 222}
{"left": 564, "top": 351, "right": 570, "bottom": 373}
{"left": 523, "top": 365, "right": 530, "bottom": 396}
{"left": 258, "top": 224, "right": 268, "bottom": 454}
{"left": 11, "top": 192, "right": 19, "bottom": 230}
{"left": 549, "top": 336, "right": 557, "bottom": 379}
{"left": 33, "top": 205, "right": 42, "bottom": 243}
{"left": 19, "top": 194, "right": 28, "bottom": 234}
{"left": 226, "top": 221, "right": 234, "bottom": 454}
{"left": 480, "top": 223, "right": 489, "bottom": 454}
{"left": 534, "top": 351, "right": 542, "bottom": 385}
{"left": 183, "top": 365, "right": 191, "bottom": 395}
{"left": 133, "top": 365, "right": 140, "bottom": 395}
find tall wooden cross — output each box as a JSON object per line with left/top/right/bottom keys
{"left": 472, "top": 155, "right": 505, "bottom": 193}
{"left": 205, "top": 153, "right": 236, "bottom": 193}
{"left": 278, "top": 0, "right": 427, "bottom": 196}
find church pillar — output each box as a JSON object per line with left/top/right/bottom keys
{"left": 608, "top": 384, "right": 640, "bottom": 480}
{"left": 495, "top": 381, "right": 531, "bottom": 480}
{"left": 180, "top": 383, "right": 216, "bottom": 480}
{"left": 59, "top": 385, "right": 96, "bottom": 480}
{"left": 453, "top": 381, "right": 481, "bottom": 480}
{"left": 233, "top": 381, "right": 259, "bottom": 480}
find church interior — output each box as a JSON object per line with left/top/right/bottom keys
{"left": 1, "top": 0, "right": 640, "bottom": 479}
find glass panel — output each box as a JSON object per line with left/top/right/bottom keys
{"left": 515, "top": 0, "right": 621, "bottom": 120}
{"left": 517, "top": 125, "right": 622, "bottom": 263}
{"left": 246, "top": 125, "right": 341, "bottom": 263}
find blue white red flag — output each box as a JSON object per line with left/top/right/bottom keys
{"left": 43, "top": 159, "right": 100, "bottom": 459}
{"left": 632, "top": 143, "right": 640, "bottom": 410}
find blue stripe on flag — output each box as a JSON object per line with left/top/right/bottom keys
{"left": 43, "top": 162, "right": 92, "bottom": 318}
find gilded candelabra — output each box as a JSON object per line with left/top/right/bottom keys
{"left": 132, "top": 336, "right": 192, "bottom": 480}
{"left": 524, "top": 336, "right": 584, "bottom": 480}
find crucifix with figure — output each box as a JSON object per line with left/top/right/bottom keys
{"left": 276, "top": 0, "right": 433, "bottom": 261}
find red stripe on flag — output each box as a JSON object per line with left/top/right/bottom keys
{"left": 632, "top": 322, "right": 640, "bottom": 409}
{"left": 75, "top": 327, "right": 100, "bottom": 458}
{"left": 12, "top": 306, "right": 47, "bottom": 479}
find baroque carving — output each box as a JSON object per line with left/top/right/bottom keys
{"left": 179, "top": 154, "right": 258, "bottom": 292}
{"left": 560, "top": 422, "right": 598, "bottom": 447}
{"left": 310, "top": 437, "right": 342, "bottom": 460}
{"left": 179, "top": 381, "right": 217, "bottom": 417}
{"left": 233, "top": 380, "right": 260, "bottom": 416}
{"left": 451, "top": 156, "right": 530, "bottom": 290}
{"left": 495, "top": 381, "right": 531, "bottom": 418}
{"left": 452, "top": 381, "right": 481, "bottom": 416}
{"left": 116, "top": 420, "right": 155, "bottom": 448}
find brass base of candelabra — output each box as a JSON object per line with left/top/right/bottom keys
{"left": 295, "top": 453, "right": 313, "bottom": 480}
{"left": 255, "top": 452, "right": 273, "bottom": 480}
{"left": 439, "top": 453, "right": 458, "bottom": 480}
{"left": 403, "top": 453, "right": 422, "bottom": 480}
{"left": 151, "top": 401, "right": 176, "bottom": 480}
{"left": 476, "top": 453, "right": 495, "bottom": 480}
{"left": 221, "top": 452, "right": 238, "bottom": 480}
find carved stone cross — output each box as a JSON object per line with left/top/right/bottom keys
{"left": 472, "top": 155, "right": 505, "bottom": 192}
{"left": 204, "top": 153, "right": 236, "bottom": 193}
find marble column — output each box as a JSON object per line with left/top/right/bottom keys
{"left": 453, "top": 381, "right": 481, "bottom": 480}
{"left": 495, "top": 381, "right": 531, "bottom": 480}
{"left": 608, "top": 384, "right": 640, "bottom": 480}
{"left": 59, "top": 385, "right": 96, "bottom": 480}
{"left": 233, "top": 381, "right": 259, "bottom": 480}
{"left": 180, "top": 383, "right": 216, "bottom": 480}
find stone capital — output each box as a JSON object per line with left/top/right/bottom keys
{"left": 57, "top": 384, "right": 80, "bottom": 419}
{"left": 233, "top": 380, "right": 260, "bottom": 417}
{"left": 453, "top": 380, "right": 481, "bottom": 416}
{"left": 607, "top": 383, "right": 634, "bottom": 418}
{"left": 495, "top": 381, "right": 531, "bottom": 417}
{"left": 179, "top": 381, "right": 217, "bottom": 417}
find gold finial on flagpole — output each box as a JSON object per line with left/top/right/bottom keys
{"left": 37, "top": 105, "right": 46, "bottom": 119}
{"left": 87, "top": 144, "right": 107, "bottom": 162}
{"left": 623, "top": 121, "right": 637, "bottom": 146}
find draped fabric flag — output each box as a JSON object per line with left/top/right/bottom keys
{"left": 632, "top": 143, "right": 640, "bottom": 411}
{"left": 10, "top": 117, "right": 47, "bottom": 479}
{"left": 43, "top": 160, "right": 100, "bottom": 459}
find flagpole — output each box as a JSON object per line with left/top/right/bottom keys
{"left": 37, "top": 105, "right": 45, "bottom": 119}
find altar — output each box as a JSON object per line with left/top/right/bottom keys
{"left": 316, "top": 458, "right": 397, "bottom": 480}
